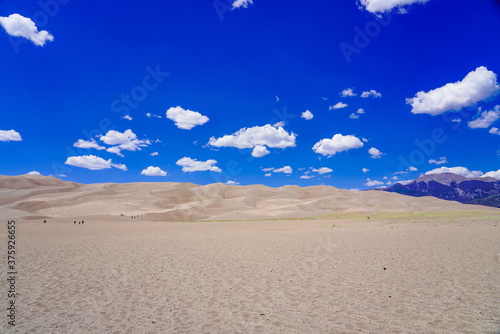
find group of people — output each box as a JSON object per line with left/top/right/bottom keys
{"left": 74, "top": 220, "right": 85, "bottom": 225}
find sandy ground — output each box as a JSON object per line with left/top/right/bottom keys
{"left": 1, "top": 215, "right": 499, "bottom": 334}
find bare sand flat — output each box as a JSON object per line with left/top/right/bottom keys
{"left": 1, "top": 175, "right": 500, "bottom": 333}
{"left": 1, "top": 214, "right": 499, "bottom": 333}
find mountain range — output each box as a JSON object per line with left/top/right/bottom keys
{"left": 383, "top": 173, "right": 500, "bottom": 208}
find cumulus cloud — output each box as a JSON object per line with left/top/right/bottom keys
{"left": 100, "top": 129, "right": 150, "bottom": 156}
{"left": 65, "top": 155, "right": 126, "bottom": 171}
{"left": 141, "top": 166, "right": 167, "bottom": 177}
{"left": 208, "top": 124, "right": 296, "bottom": 155}
{"left": 428, "top": 156, "right": 447, "bottom": 165}
{"left": 300, "top": 175, "right": 314, "bottom": 179}
{"left": 0, "top": 14, "right": 54, "bottom": 46}
{"left": 0, "top": 129, "right": 22, "bottom": 142}
{"left": 301, "top": 110, "right": 314, "bottom": 120}
{"left": 489, "top": 127, "right": 500, "bottom": 135}
{"left": 358, "top": 0, "right": 430, "bottom": 13}
{"left": 176, "top": 157, "right": 221, "bottom": 173}
{"left": 330, "top": 102, "right": 348, "bottom": 110}
{"left": 362, "top": 168, "right": 370, "bottom": 173}
{"left": 407, "top": 67, "right": 500, "bottom": 116}
{"left": 312, "top": 134, "right": 364, "bottom": 156}
{"left": 74, "top": 139, "right": 105, "bottom": 150}
{"left": 409, "top": 166, "right": 418, "bottom": 171}
{"left": 341, "top": 88, "right": 357, "bottom": 97}
{"left": 361, "top": 90, "right": 382, "bottom": 98}
{"left": 123, "top": 115, "right": 133, "bottom": 121}
{"left": 27, "top": 171, "right": 41, "bottom": 175}
{"left": 166, "top": 106, "right": 209, "bottom": 130}
{"left": 312, "top": 167, "right": 333, "bottom": 174}
{"left": 226, "top": 180, "right": 240, "bottom": 185}
{"left": 150, "top": 152, "right": 159, "bottom": 156}
{"left": 232, "top": 0, "right": 253, "bottom": 9}
{"left": 368, "top": 147, "right": 383, "bottom": 159}
{"left": 483, "top": 169, "right": 500, "bottom": 180}
{"left": 273, "top": 166, "right": 293, "bottom": 174}
{"left": 425, "top": 166, "right": 483, "bottom": 178}
{"left": 468, "top": 105, "right": 500, "bottom": 129}
{"left": 252, "top": 145, "right": 270, "bottom": 158}
{"left": 364, "top": 178, "right": 384, "bottom": 187}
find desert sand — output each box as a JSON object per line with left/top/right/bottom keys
{"left": 1, "top": 175, "right": 500, "bottom": 333}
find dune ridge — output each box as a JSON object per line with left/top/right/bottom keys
{"left": 1, "top": 175, "right": 498, "bottom": 221}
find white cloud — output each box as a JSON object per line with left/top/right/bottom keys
{"left": 146, "top": 113, "right": 162, "bottom": 119}
{"left": 468, "top": 105, "right": 500, "bottom": 129}
{"left": 362, "top": 137, "right": 368, "bottom": 143}
{"left": 166, "top": 106, "right": 209, "bottom": 130}
{"left": 100, "top": 129, "right": 150, "bottom": 156}
{"left": 232, "top": 0, "right": 253, "bottom": 9}
{"left": 65, "top": 155, "right": 126, "bottom": 171}
{"left": 397, "top": 180, "right": 414, "bottom": 185}
{"left": 74, "top": 139, "right": 105, "bottom": 150}
{"left": 208, "top": 124, "right": 296, "bottom": 155}
{"left": 265, "top": 173, "right": 272, "bottom": 177}
{"left": 364, "top": 178, "right": 384, "bottom": 187}
{"left": 362, "top": 168, "right": 370, "bottom": 173}
{"left": 301, "top": 110, "right": 314, "bottom": 120}
{"left": 150, "top": 152, "right": 159, "bottom": 156}
{"left": 483, "top": 169, "right": 500, "bottom": 180}
{"left": 349, "top": 113, "right": 360, "bottom": 120}
{"left": 425, "top": 166, "right": 483, "bottom": 178}
{"left": 176, "top": 157, "right": 221, "bottom": 173}
{"left": 361, "top": 90, "right": 382, "bottom": 98}
{"left": 321, "top": 97, "right": 329, "bottom": 101}
{"left": 261, "top": 167, "right": 275, "bottom": 172}
{"left": 312, "top": 134, "right": 364, "bottom": 156}
{"left": 112, "top": 163, "right": 128, "bottom": 171}
{"left": 300, "top": 175, "right": 314, "bottom": 179}
{"left": 273, "top": 166, "right": 293, "bottom": 174}
{"left": 312, "top": 167, "right": 333, "bottom": 174}
{"left": 357, "top": 108, "right": 365, "bottom": 114}
{"left": 0, "top": 14, "right": 54, "bottom": 46}
{"left": 252, "top": 145, "right": 270, "bottom": 158}
{"left": 0, "top": 129, "right": 22, "bottom": 142}
{"left": 409, "top": 166, "right": 418, "bottom": 171}
{"left": 27, "top": 171, "right": 41, "bottom": 175}
{"left": 358, "top": 0, "right": 430, "bottom": 13}
{"left": 407, "top": 67, "right": 500, "bottom": 116}
{"left": 226, "top": 180, "right": 240, "bottom": 185}
{"left": 428, "top": 157, "right": 447, "bottom": 165}
{"left": 141, "top": 166, "right": 167, "bottom": 177}
{"left": 123, "top": 115, "right": 133, "bottom": 121}
{"left": 489, "top": 127, "right": 500, "bottom": 135}
{"left": 330, "top": 102, "right": 348, "bottom": 110}
{"left": 368, "top": 147, "right": 383, "bottom": 159}
{"left": 341, "top": 88, "right": 357, "bottom": 97}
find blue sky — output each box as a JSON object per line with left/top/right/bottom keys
{"left": 1, "top": 0, "right": 500, "bottom": 189}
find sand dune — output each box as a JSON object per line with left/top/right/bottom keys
{"left": 1, "top": 175, "right": 500, "bottom": 333}
{"left": 1, "top": 174, "right": 498, "bottom": 221}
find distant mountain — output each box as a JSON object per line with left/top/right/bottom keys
{"left": 383, "top": 173, "right": 500, "bottom": 208}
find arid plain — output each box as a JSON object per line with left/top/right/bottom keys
{"left": 1, "top": 175, "right": 500, "bottom": 333}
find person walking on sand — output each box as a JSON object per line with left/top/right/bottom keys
{"left": 74, "top": 221, "right": 76, "bottom": 224}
